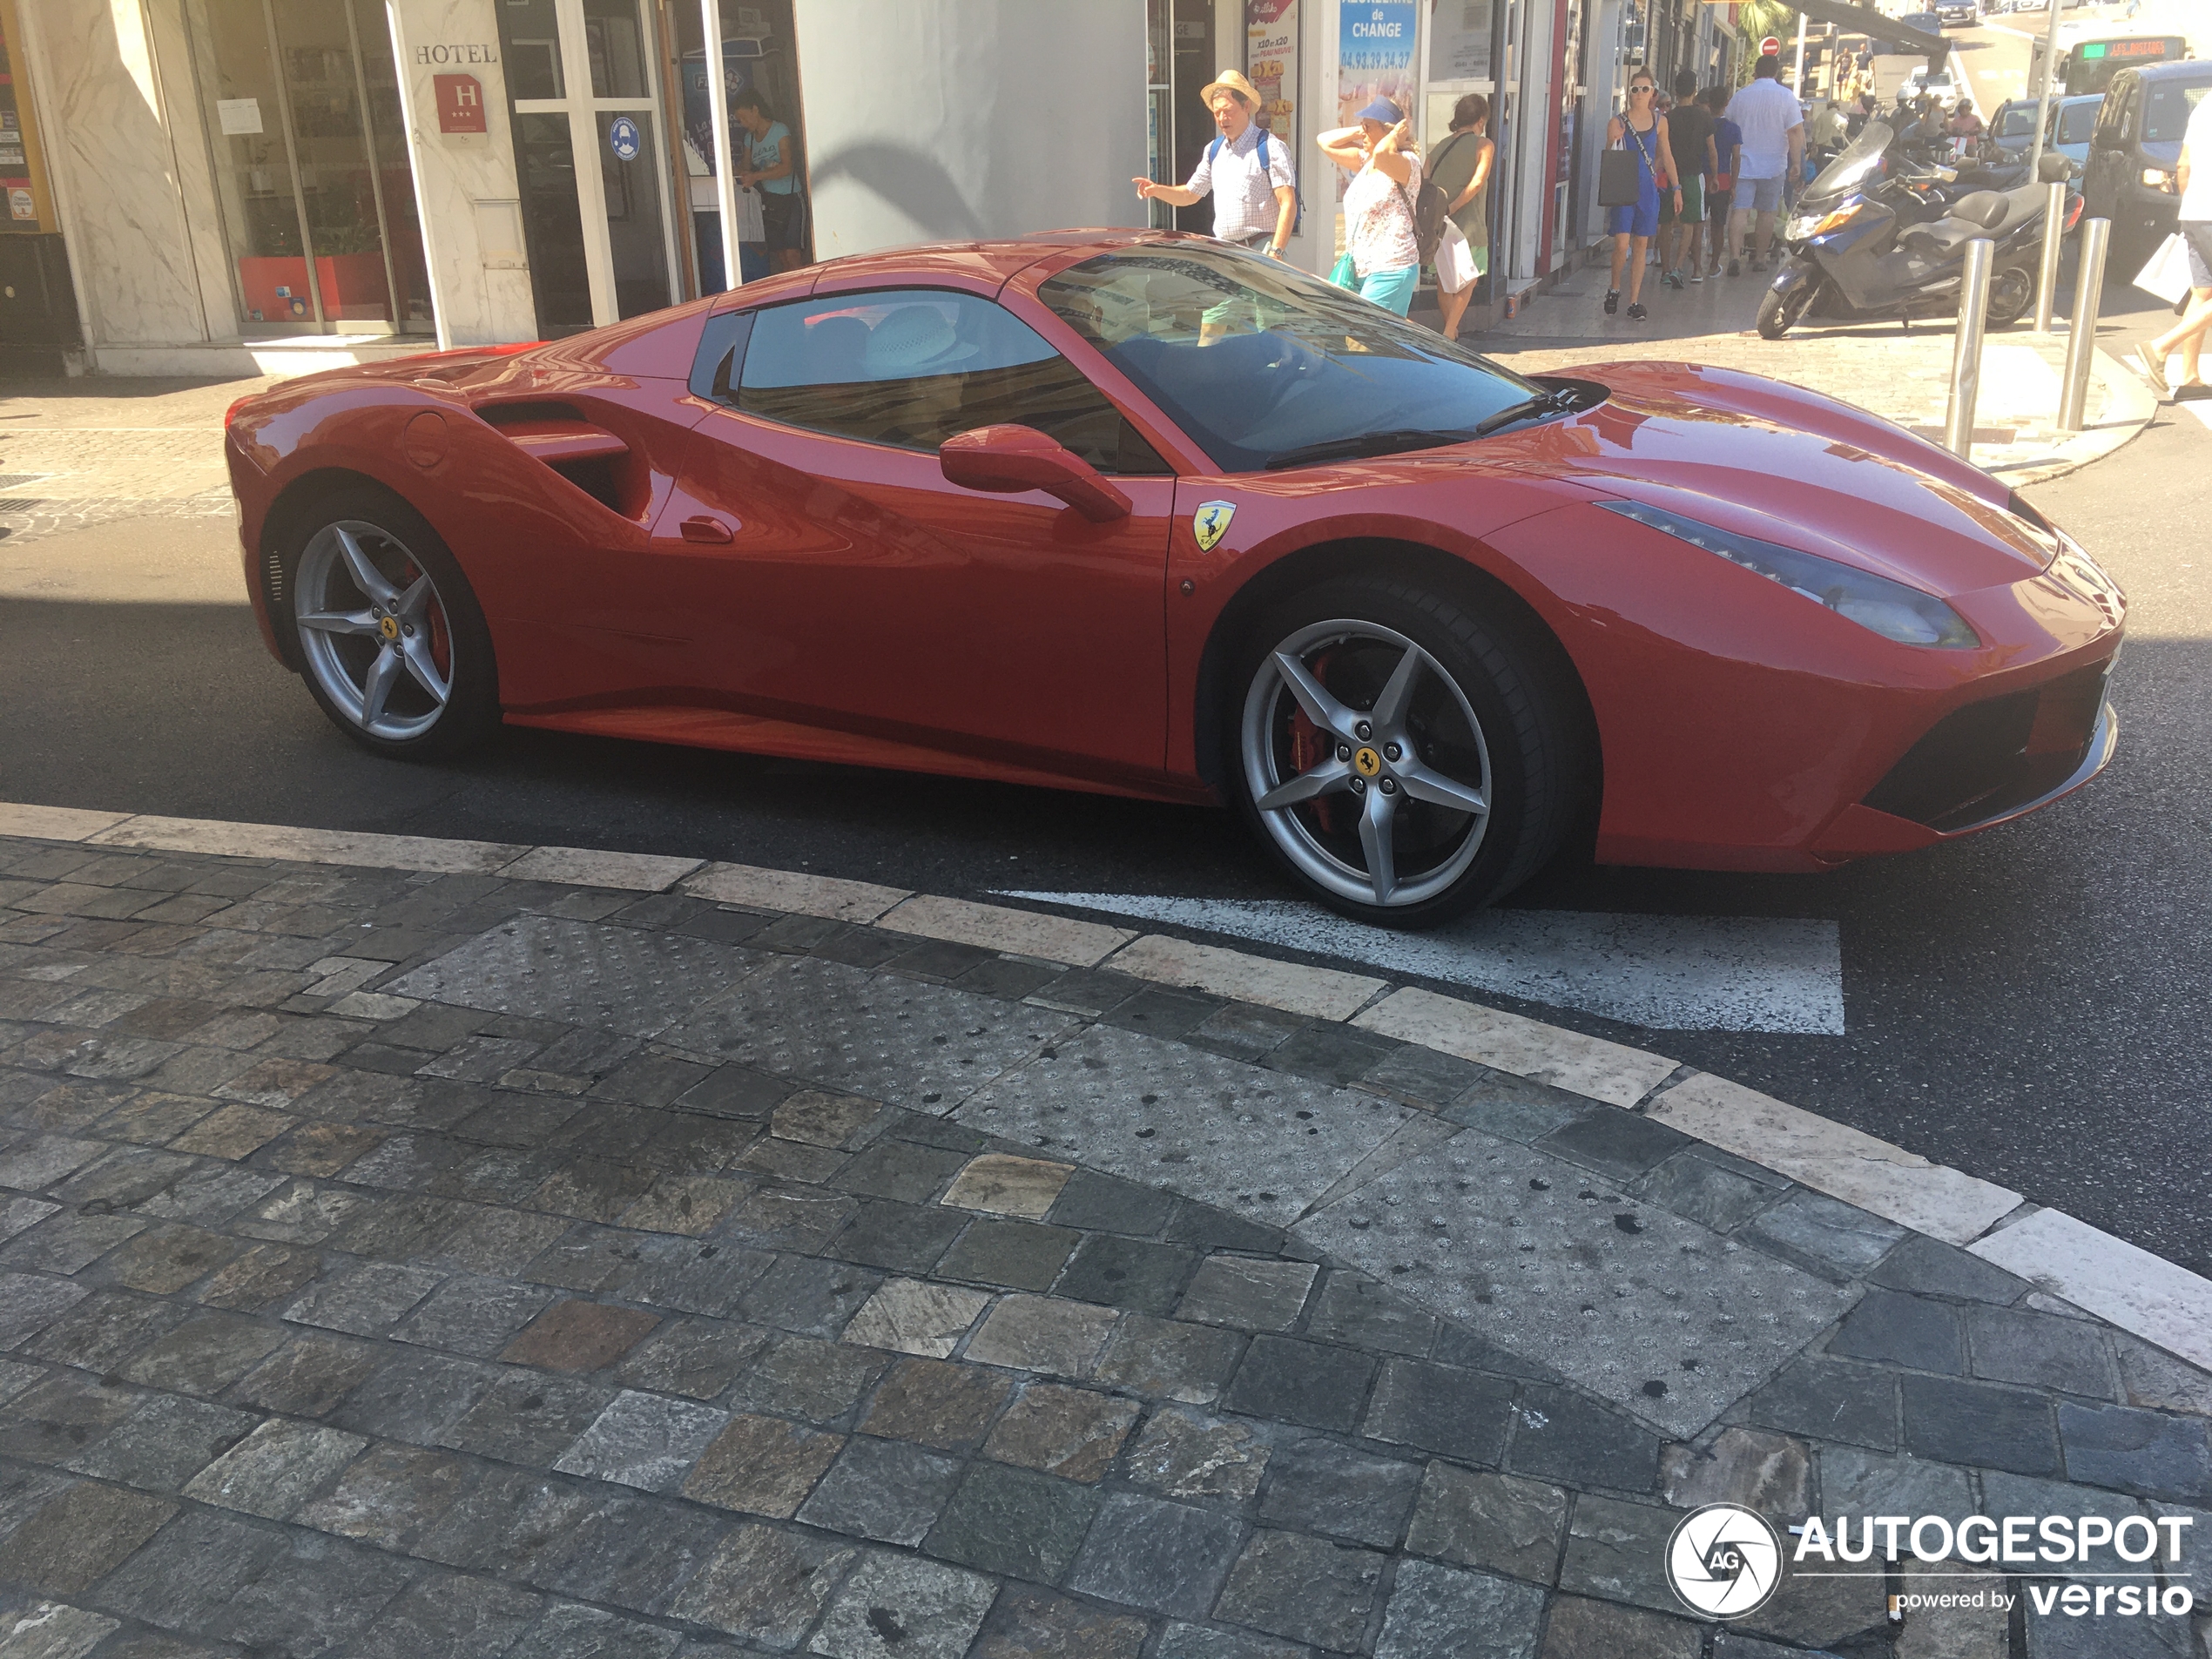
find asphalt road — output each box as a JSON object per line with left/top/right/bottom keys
{"left": 3, "top": 301, "right": 2208, "bottom": 1274}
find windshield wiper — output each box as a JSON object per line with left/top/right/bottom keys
{"left": 1261, "top": 428, "right": 1480, "bottom": 471}
{"left": 1472, "top": 385, "right": 1582, "bottom": 437}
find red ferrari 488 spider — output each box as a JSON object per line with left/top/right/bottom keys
{"left": 224, "top": 231, "right": 2123, "bottom": 926}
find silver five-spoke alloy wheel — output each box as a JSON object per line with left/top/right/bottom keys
{"left": 293, "top": 519, "right": 456, "bottom": 743}
{"left": 1240, "top": 619, "right": 1493, "bottom": 909}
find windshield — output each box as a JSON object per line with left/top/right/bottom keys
{"left": 1809, "top": 122, "right": 1892, "bottom": 198}
{"left": 2145, "top": 81, "right": 2210, "bottom": 144}
{"left": 1995, "top": 105, "right": 2037, "bottom": 138}
{"left": 1035, "top": 246, "right": 1539, "bottom": 473}
{"left": 2054, "top": 99, "right": 2101, "bottom": 145}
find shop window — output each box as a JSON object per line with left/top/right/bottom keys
{"left": 182, "top": 0, "right": 433, "bottom": 334}
{"left": 735, "top": 289, "right": 1168, "bottom": 473}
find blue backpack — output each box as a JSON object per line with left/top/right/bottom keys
{"left": 1208, "top": 126, "right": 1304, "bottom": 236}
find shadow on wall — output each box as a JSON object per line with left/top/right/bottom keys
{"left": 808, "top": 141, "right": 988, "bottom": 246}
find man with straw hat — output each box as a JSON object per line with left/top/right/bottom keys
{"left": 1132, "top": 69, "right": 1298, "bottom": 259}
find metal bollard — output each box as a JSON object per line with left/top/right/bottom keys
{"left": 2033, "top": 182, "right": 2067, "bottom": 334}
{"left": 2058, "top": 218, "right": 2112, "bottom": 434}
{"left": 1946, "top": 239, "right": 1995, "bottom": 459}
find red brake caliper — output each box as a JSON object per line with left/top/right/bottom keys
{"left": 1285, "top": 650, "right": 1341, "bottom": 834}
{"left": 400, "top": 560, "right": 453, "bottom": 678}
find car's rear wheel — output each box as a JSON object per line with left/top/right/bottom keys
{"left": 1230, "top": 575, "right": 1584, "bottom": 928}
{"left": 280, "top": 484, "right": 499, "bottom": 759}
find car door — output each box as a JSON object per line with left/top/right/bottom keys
{"left": 655, "top": 284, "right": 1179, "bottom": 782}
{"left": 2083, "top": 72, "right": 2135, "bottom": 219}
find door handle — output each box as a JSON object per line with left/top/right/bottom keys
{"left": 679, "top": 514, "right": 736, "bottom": 544}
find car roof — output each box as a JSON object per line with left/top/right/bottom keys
{"left": 802, "top": 231, "right": 1179, "bottom": 294}
{"left": 2125, "top": 60, "right": 2212, "bottom": 84}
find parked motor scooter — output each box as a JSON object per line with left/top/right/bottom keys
{"left": 1758, "top": 125, "right": 2078, "bottom": 339}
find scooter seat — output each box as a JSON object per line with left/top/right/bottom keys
{"left": 1898, "top": 188, "right": 2040, "bottom": 257}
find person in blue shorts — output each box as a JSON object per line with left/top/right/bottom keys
{"left": 1606, "top": 70, "right": 1679, "bottom": 320}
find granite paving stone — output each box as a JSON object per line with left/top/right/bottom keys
{"left": 0, "top": 1601, "right": 120, "bottom": 1658}
{"left": 1827, "top": 1289, "right": 1966, "bottom": 1373}
{"left": 0, "top": 1373, "right": 137, "bottom": 1464}
{"left": 1903, "top": 1375, "right": 2061, "bottom": 1475}
{"left": 1303, "top": 1272, "right": 1437, "bottom": 1357}
{"left": 346, "top": 1572, "right": 545, "bottom": 1659}
{"left": 24, "top": 1290, "right": 185, "bottom": 1372}
{"left": 617, "top": 1176, "right": 745, "bottom": 1237}
{"left": 283, "top": 1261, "right": 446, "bottom": 1335}
{"left": 1092, "top": 1313, "right": 1245, "bottom": 1404}
{"left": 59, "top": 1392, "right": 257, "bottom": 1491}
{"left": 1630, "top": 1149, "right": 1784, "bottom": 1234}
{"left": 393, "top": 1275, "right": 557, "bottom": 1356}
{"left": 1404, "top": 1462, "right": 1568, "bottom": 1582}
{"left": 797, "top": 1433, "right": 962, "bottom": 1545}
{"left": 940, "top": 1153, "right": 1073, "bottom": 1219}
{"left": 1155, "top": 1628, "right": 1311, "bottom": 1659}
{"left": 501, "top": 1299, "right": 660, "bottom": 1372}
{"left": 2055, "top": 1401, "right": 2212, "bottom": 1500}
{"left": 681, "top": 1411, "right": 845, "bottom": 1515}
{"left": 1222, "top": 1334, "right": 1376, "bottom": 1433}
{"left": 509, "top": 1602, "right": 685, "bottom": 1659}
{"left": 290, "top": 1440, "right": 475, "bottom": 1548}
{"left": 667, "top": 1522, "right": 857, "bottom": 1646}
{"left": 1050, "top": 1232, "right": 1196, "bottom": 1316}
{"left": 925, "top": 1458, "right": 1099, "bottom": 1581}
{"left": 117, "top": 1311, "right": 287, "bottom": 1395}
{"left": 727, "top": 1334, "right": 886, "bottom": 1428}
{"left": 737, "top": 1254, "right": 882, "bottom": 1336}
{"left": 1872, "top": 1233, "right": 2033, "bottom": 1305}
{"left": 1531, "top": 1107, "right": 1689, "bottom": 1182}
{"left": 1658, "top": 1426, "right": 1812, "bottom": 1515}
{"left": 0, "top": 1273, "right": 88, "bottom": 1349}
{"left": 934, "top": 1218, "right": 1077, "bottom": 1293}
{"left": 1742, "top": 1189, "right": 1910, "bottom": 1279}
{"left": 1364, "top": 1358, "right": 1516, "bottom": 1463}
{"left": 525, "top": 1493, "right": 725, "bottom": 1615}
{"left": 1537, "top": 1595, "right": 1703, "bottom": 1659}
{"left": 555, "top": 1390, "right": 730, "bottom": 1490}
{"left": 1215, "top": 1528, "right": 1386, "bottom": 1652}
{"left": 1373, "top": 1558, "right": 1548, "bottom": 1659}
{"left": 616, "top": 1318, "right": 774, "bottom": 1400}
{"left": 807, "top": 1549, "right": 999, "bottom": 1659}
{"left": 1177, "top": 1257, "right": 1318, "bottom": 1332}
{"left": 1065, "top": 1491, "right": 1246, "bottom": 1618}
{"left": 1554, "top": 1494, "right": 1679, "bottom": 1614}
{"left": 0, "top": 1211, "right": 148, "bottom": 1273}
{"left": 1507, "top": 1386, "right": 1662, "bottom": 1492}
{"left": 1817, "top": 1444, "right": 1978, "bottom": 1519}
{"left": 1968, "top": 1306, "right": 2115, "bottom": 1398}
{"left": 1258, "top": 1437, "right": 1423, "bottom": 1547}
{"left": 835, "top": 1141, "right": 968, "bottom": 1206}
{"left": 840, "top": 1277, "right": 991, "bottom": 1359}
{"left": 183, "top": 1418, "right": 368, "bottom": 1517}
{"left": 96, "top": 1224, "right": 240, "bottom": 1295}
{"left": 963, "top": 1293, "right": 1117, "bottom": 1377}
{"left": 1042, "top": 1169, "right": 1177, "bottom": 1237}
{"left": 1124, "top": 1406, "right": 1272, "bottom": 1502}
{"left": 329, "top": 1351, "right": 500, "bottom": 1442}
{"left": 981, "top": 1381, "right": 1138, "bottom": 1481}
{"left": 408, "top": 1467, "right": 599, "bottom": 1574}
{"left": 0, "top": 1481, "right": 177, "bottom": 1594}
{"left": 440, "top": 1371, "right": 617, "bottom": 1465}
{"left": 968, "top": 1584, "right": 1149, "bottom": 1659}
{"left": 1738, "top": 1355, "right": 1899, "bottom": 1451}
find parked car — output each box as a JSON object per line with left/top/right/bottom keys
{"left": 1936, "top": 0, "right": 1979, "bottom": 26}
{"left": 1905, "top": 65, "right": 1961, "bottom": 104}
{"left": 2083, "top": 61, "right": 2212, "bottom": 263}
{"left": 221, "top": 234, "right": 2123, "bottom": 924}
{"left": 2046, "top": 93, "right": 2105, "bottom": 172}
{"left": 1987, "top": 98, "right": 2043, "bottom": 159}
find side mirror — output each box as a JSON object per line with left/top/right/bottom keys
{"left": 2038, "top": 151, "right": 2073, "bottom": 182}
{"left": 940, "top": 425, "right": 1132, "bottom": 523}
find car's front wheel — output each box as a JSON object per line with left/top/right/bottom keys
{"left": 280, "top": 484, "right": 500, "bottom": 759}
{"left": 1230, "top": 575, "right": 1585, "bottom": 928}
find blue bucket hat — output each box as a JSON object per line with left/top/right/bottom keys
{"left": 1357, "top": 97, "right": 1404, "bottom": 125}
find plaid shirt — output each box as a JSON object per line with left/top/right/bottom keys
{"left": 1184, "top": 124, "right": 1297, "bottom": 244}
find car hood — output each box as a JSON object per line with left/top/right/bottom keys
{"left": 1477, "top": 361, "right": 2056, "bottom": 596}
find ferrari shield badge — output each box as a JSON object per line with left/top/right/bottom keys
{"left": 1191, "top": 501, "right": 1235, "bottom": 551}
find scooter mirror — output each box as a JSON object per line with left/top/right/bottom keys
{"left": 2036, "top": 152, "right": 2073, "bottom": 184}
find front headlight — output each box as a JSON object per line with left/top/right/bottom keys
{"left": 1786, "top": 213, "right": 1821, "bottom": 239}
{"left": 1600, "top": 500, "right": 1981, "bottom": 649}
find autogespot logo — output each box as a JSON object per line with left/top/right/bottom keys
{"left": 1666, "top": 1503, "right": 1784, "bottom": 1618}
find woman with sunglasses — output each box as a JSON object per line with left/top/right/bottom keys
{"left": 1605, "top": 74, "right": 1679, "bottom": 320}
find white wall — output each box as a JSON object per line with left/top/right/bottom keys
{"left": 387, "top": 0, "right": 536, "bottom": 347}
{"left": 790, "top": 0, "right": 1149, "bottom": 259}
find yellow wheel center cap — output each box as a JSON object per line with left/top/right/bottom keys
{"left": 1353, "top": 747, "right": 1383, "bottom": 778}
{"left": 377, "top": 615, "right": 400, "bottom": 642}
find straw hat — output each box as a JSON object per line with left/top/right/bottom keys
{"left": 1200, "top": 69, "right": 1264, "bottom": 111}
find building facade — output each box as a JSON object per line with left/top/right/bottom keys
{"left": 10, "top": 0, "right": 1738, "bottom": 377}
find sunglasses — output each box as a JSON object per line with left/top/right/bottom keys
{"left": 1629, "top": 84, "right": 1655, "bottom": 94}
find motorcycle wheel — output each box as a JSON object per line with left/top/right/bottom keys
{"left": 1986, "top": 263, "right": 2034, "bottom": 327}
{"left": 1757, "top": 280, "right": 1815, "bottom": 341}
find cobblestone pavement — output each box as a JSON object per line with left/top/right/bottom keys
{"left": 0, "top": 377, "right": 264, "bottom": 548}
{"left": 0, "top": 832, "right": 2207, "bottom": 1658}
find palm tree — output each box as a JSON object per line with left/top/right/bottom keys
{"left": 1735, "top": 0, "right": 1800, "bottom": 84}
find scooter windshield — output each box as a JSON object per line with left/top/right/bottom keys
{"left": 1809, "top": 123, "right": 1892, "bottom": 199}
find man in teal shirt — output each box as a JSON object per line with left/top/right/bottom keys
{"left": 734, "top": 92, "right": 806, "bottom": 272}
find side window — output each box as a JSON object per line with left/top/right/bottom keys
{"left": 689, "top": 309, "right": 754, "bottom": 402}
{"left": 2093, "top": 80, "right": 2128, "bottom": 145}
{"left": 735, "top": 288, "right": 1170, "bottom": 475}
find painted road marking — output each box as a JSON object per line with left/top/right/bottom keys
{"left": 996, "top": 892, "right": 1845, "bottom": 1035}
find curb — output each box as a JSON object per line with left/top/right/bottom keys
{"left": 5, "top": 798, "right": 2209, "bottom": 1378}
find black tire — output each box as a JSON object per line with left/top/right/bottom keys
{"left": 275, "top": 481, "right": 502, "bottom": 760}
{"left": 1986, "top": 261, "right": 2035, "bottom": 327}
{"left": 1757, "top": 279, "right": 1813, "bottom": 340}
{"left": 1227, "top": 573, "right": 1588, "bottom": 929}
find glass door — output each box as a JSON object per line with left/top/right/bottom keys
{"left": 184, "top": 0, "right": 432, "bottom": 334}
{"left": 500, "top": 0, "right": 679, "bottom": 335}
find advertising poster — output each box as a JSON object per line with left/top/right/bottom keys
{"left": 1338, "top": 0, "right": 1417, "bottom": 126}
{"left": 1246, "top": 0, "right": 1298, "bottom": 152}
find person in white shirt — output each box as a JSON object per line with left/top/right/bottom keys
{"left": 1134, "top": 69, "right": 1298, "bottom": 259}
{"left": 2134, "top": 91, "right": 2212, "bottom": 400}
{"left": 1726, "top": 55, "right": 1806, "bottom": 273}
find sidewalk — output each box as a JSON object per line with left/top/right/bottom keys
{"left": 1468, "top": 260, "right": 2155, "bottom": 487}
{"left": 0, "top": 817, "right": 2205, "bottom": 1658}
